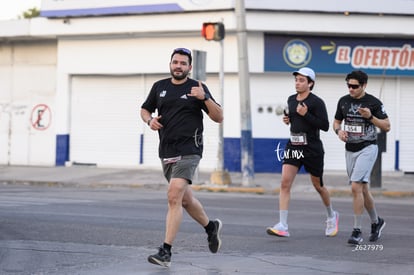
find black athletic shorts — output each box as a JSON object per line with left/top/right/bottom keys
{"left": 282, "top": 147, "right": 324, "bottom": 184}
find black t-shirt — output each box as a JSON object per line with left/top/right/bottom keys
{"left": 334, "top": 93, "right": 388, "bottom": 152}
{"left": 141, "top": 77, "right": 216, "bottom": 158}
{"left": 285, "top": 92, "right": 329, "bottom": 155}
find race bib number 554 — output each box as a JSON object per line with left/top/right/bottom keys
{"left": 344, "top": 123, "right": 364, "bottom": 135}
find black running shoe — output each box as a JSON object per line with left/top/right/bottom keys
{"left": 148, "top": 246, "right": 171, "bottom": 267}
{"left": 348, "top": 228, "right": 363, "bottom": 245}
{"left": 208, "top": 219, "right": 222, "bottom": 253}
{"left": 369, "top": 217, "right": 386, "bottom": 242}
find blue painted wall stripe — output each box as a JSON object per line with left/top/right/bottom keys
{"left": 140, "top": 134, "right": 144, "bottom": 164}
{"left": 224, "top": 137, "right": 302, "bottom": 173}
{"left": 395, "top": 140, "right": 399, "bottom": 171}
{"left": 55, "top": 134, "right": 69, "bottom": 166}
{"left": 41, "top": 4, "right": 183, "bottom": 18}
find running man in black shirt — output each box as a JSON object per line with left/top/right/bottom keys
{"left": 267, "top": 67, "right": 339, "bottom": 238}
{"left": 333, "top": 70, "right": 390, "bottom": 245}
{"left": 141, "top": 48, "right": 223, "bottom": 267}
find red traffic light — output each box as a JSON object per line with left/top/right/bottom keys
{"left": 202, "top": 22, "right": 225, "bottom": 41}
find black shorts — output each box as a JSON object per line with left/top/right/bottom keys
{"left": 282, "top": 149, "right": 324, "bottom": 178}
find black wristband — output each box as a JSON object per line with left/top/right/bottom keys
{"left": 203, "top": 92, "right": 210, "bottom": 101}
{"left": 335, "top": 128, "right": 341, "bottom": 135}
{"left": 368, "top": 115, "right": 374, "bottom": 121}
{"left": 147, "top": 118, "right": 153, "bottom": 126}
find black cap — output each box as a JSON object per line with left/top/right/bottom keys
{"left": 171, "top": 48, "right": 192, "bottom": 65}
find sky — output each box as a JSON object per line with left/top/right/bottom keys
{"left": 0, "top": 0, "right": 41, "bottom": 20}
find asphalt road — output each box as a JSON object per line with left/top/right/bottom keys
{"left": 0, "top": 185, "right": 413, "bottom": 274}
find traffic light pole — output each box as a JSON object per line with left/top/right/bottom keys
{"left": 210, "top": 29, "right": 232, "bottom": 185}
{"left": 217, "top": 39, "right": 224, "bottom": 172}
{"left": 200, "top": 20, "right": 231, "bottom": 185}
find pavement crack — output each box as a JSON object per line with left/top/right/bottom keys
{"left": 245, "top": 254, "right": 370, "bottom": 275}
{"left": 0, "top": 245, "right": 115, "bottom": 258}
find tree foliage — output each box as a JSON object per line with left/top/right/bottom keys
{"left": 20, "top": 8, "right": 40, "bottom": 19}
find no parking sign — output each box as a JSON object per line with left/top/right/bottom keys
{"left": 31, "top": 104, "right": 52, "bottom": 131}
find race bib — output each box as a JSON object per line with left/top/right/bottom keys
{"left": 290, "top": 132, "right": 307, "bottom": 145}
{"left": 344, "top": 122, "right": 364, "bottom": 135}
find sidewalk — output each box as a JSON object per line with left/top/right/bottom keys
{"left": 1, "top": 165, "right": 413, "bottom": 198}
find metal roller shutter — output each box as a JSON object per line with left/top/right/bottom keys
{"left": 399, "top": 78, "right": 414, "bottom": 172}
{"left": 70, "top": 75, "right": 143, "bottom": 168}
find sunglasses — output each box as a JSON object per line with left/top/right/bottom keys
{"left": 173, "top": 48, "right": 191, "bottom": 56}
{"left": 347, "top": 83, "right": 360, "bottom": 89}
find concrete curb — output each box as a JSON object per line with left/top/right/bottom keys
{"left": 191, "top": 185, "right": 268, "bottom": 194}
{"left": 193, "top": 185, "right": 414, "bottom": 198}
{"left": 1, "top": 181, "right": 147, "bottom": 189}
{"left": 376, "top": 190, "right": 414, "bottom": 198}
{"left": 2, "top": 180, "right": 413, "bottom": 198}
{"left": 319, "top": 188, "right": 414, "bottom": 198}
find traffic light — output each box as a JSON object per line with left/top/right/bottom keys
{"left": 201, "top": 22, "right": 225, "bottom": 41}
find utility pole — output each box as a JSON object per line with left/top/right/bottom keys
{"left": 236, "top": 0, "right": 254, "bottom": 186}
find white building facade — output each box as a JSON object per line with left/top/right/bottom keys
{"left": 1, "top": 0, "right": 413, "bottom": 173}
